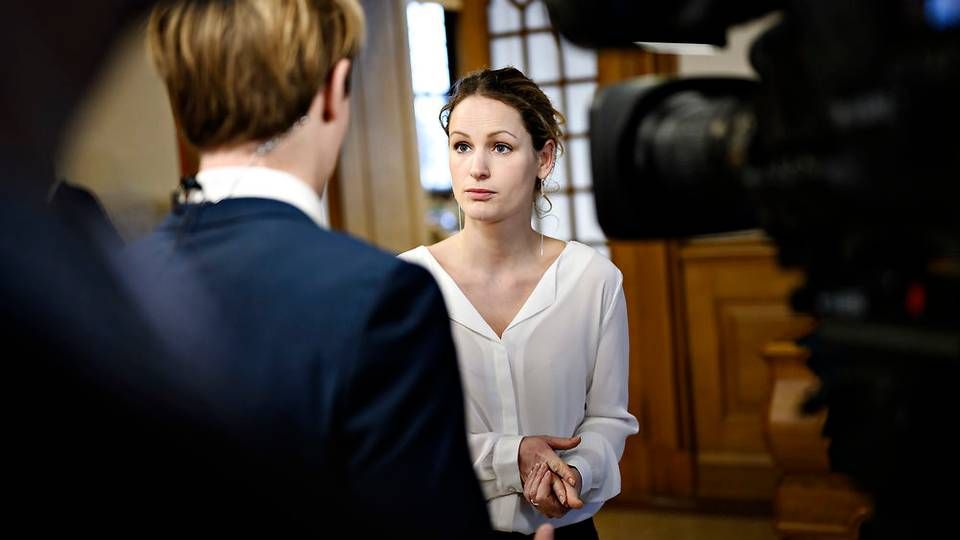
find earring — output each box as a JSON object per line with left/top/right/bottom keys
{"left": 538, "top": 178, "right": 545, "bottom": 257}
{"left": 458, "top": 203, "right": 463, "bottom": 233}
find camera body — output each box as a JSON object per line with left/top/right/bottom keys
{"left": 547, "top": 0, "right": 960, "bottom": 536}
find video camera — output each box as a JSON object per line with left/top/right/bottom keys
{"left": 545, "top": 0, "right": 960, "bottom": 537}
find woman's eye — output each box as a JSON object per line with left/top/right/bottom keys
{"left": 493, "top": 143, "right": 511, "bottom": 154}
{"left": 454, "top": 142, "right": 470, "bottom": 153}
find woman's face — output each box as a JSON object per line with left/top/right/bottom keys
{"left": 447, "top": 96, "right": 554, "bottom": 226}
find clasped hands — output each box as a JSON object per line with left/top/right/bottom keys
{"left": 519, "top": 435, "right": 584, "bottom": 518}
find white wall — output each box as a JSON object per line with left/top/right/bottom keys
{"left": 56, "top": 17, "right": 178, "bottom": 241}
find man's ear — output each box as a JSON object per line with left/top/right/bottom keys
{"left": 322, "top": 58, "right": 352, "bottom": 123}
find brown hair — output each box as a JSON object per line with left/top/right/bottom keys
{"left": 148, "top": 0, "right": 365, "bottom": 150}
{"left": 439, "top": 67, "right": 565, "bottom": 194}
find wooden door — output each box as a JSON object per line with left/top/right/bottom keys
{"left": 679, "top": 235, "right": 811, "bottom": 500}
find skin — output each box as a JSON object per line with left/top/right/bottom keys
{"left": 427, "top": 95, "right": 584, "bottom": 518}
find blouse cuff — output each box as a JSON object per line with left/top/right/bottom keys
{"left": 493, "top": 434, "right": 524, "bottom": 494}
{"left": 565, "top": 454, "right": 594, "bottom": 495}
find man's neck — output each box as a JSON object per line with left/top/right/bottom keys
{"left": 198, "top": 145, "right": 322, "bottom": 196}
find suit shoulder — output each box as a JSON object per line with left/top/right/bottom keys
{"left": 265, "top": 226, "right": 405, "bottom": 277}
{"left": 280, "top": 230, "right": 440, "bottom": 308}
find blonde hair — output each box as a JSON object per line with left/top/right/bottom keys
{"left": 148, "top": 0, "right": 365, "bottom": 150}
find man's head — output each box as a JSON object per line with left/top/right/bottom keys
{"left": 148, "top": 0, "right": 364, "bottom": 186}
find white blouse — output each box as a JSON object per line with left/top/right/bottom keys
{"left": 400, "top": 241, "right": 639, "bottom": 534}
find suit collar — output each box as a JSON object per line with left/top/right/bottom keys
{"left": 161, "top": 198, "right": 317, "bottom": 231}
{"left": 192, "top": 166, "right": 328, "bottom": 228}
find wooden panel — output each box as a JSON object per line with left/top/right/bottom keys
{"left": 680, "top": 235, "right": 811, "bottom": 500}
{"left": 325, "top": 164, "right": 344, "bottom": 231}
{"left": 601, "top": 49, "right": 686, "bottom": 505}
{"left": 697, "top": 451, "right": 777, "bottom": 501}
{"left": 765, "top": 341, "right": 829, "bottom": 473}
{"left": 775, "top": 475, "right": 871, "bottom": 540}
{"left": 175, "top": 127, "right": 198, "bottom": 178}
{"left": 598, "top": 49, "right": 677, "bottom": 83}
{"left": 457, "top": 0, "right": 490, "bottom": 74}
{"left": 765, "top": 341, "right": 872, "bottom": 539}
{"left": 611, "top": 240, "right": 695, "bottom": 502}
{"left": 717, "top": 301, "right": 799, "bottom": 450}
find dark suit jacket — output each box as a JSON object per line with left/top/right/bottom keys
{"left": 1, "top": 196, "right": 267, "bottom": 536}
{"left": 124, "top": 198, "right": 490, "bottom": 537}
{"left": 48, "top": 180, "right": 124, "bottom": 250}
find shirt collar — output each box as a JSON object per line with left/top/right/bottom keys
{"left": 417, "top": 244, "right": 568, "bottom": 342}
{"left": 193, "top": 166, "right": 328, "bottom": 228}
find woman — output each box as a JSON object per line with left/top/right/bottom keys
{"left": 401, "top": 67, "right": 638, "bottom": 538}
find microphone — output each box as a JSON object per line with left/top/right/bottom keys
{"left": 172, "top": 176, "right": 203, "bottom": 214}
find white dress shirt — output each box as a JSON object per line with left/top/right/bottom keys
{"left": 400, "top": 241, "right": 639, "bottom": 534}
{"left": 191, "top": 166, "right": 328, "bottom": 227}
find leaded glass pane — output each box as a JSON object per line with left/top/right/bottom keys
{"left": 491, "top": 36, "right": 525, "bottom": 72}
{"left": 539, "top": 193, "right": 572, "bottom": 240}
{"left": 568, "top": 137, "right": 592, "bottom": 189}
{"left": 526, "top": 32, "right": 560, "bottom": 83}
{"left": 574, "top": 192, "right": 605, "bottom": 242}
{"left": 488, "top": 0, "right": 522, "bottom": 33}
{"left": 561, "top": 37, "right": 598, "bottom": 80}
{"left": 565, "top": 82, "right": 597, "bottom": 134}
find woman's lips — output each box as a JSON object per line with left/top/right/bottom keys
{"left": 465, "top": 189, "right": 495, "bottom": 201}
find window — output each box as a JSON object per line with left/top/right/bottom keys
{"left": 487, "top": 0, "right": 607, "bottom": 256}
{"left": 406, "top": 1, "right": 460, "bottom": 237}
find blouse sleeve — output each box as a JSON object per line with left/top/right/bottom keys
{"left": 468, "top": 431, "right": 525, "bottom": 500}
{"left": 562, "top": 276, "right": 639, "bottom": 502}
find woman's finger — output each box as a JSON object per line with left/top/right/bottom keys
{"left": 545, "top": 456, "right": 578, "bottom": 487}
{"left": 563, "top": 480, "right": 584, "bottom": 509}
{"left": 535, "top": 465, "right": 553, "bottom": 503}
{"left": 524, "top": 462, "right": 543, "bottom": 502}
{"left": 529, "top": 465, "right": 551, "bottom": 511}
{"left": 551, "top": 474, "right": 568, "bottom": 506}
{"left": 525, "top": 461, "right": 541, "bottom": 487}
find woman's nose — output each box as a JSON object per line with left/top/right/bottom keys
{"left": 469, "top": 152, "right": 489, "bottom": 180}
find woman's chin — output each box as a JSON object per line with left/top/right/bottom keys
{"left": 467, "top": 215, "right": 494, "bottom": 224}
{"left": 465, "top": 206, "right": 531, "bottom": 226}
{"left": 464, "top": 209, "right": 496, "bottom": 223}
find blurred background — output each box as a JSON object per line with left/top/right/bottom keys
{"left": 59, "top": 1, "right": 868, "bottom": 538}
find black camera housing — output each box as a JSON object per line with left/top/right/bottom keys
{"left": 547, "top": 1, "right": 960, "bottom": 537}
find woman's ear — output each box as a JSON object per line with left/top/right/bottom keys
{"left": 321, "top": 58, "right": 352, "bottom": 123}
{"left": 537, "top": 139, "right": 557, "bottom": 179}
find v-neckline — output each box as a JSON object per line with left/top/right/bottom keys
{"left": 420, "top": 242, "right": 572, "bottom": 341}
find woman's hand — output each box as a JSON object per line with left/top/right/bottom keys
{"left": 563, "top": 466, "right": 583, "bottom": 509}
{"left": 524, "top": 462, "right": 568, "bottom": 518}
{"left": 519, "top": 435, "right": 581, "bottom": 487}
{"left": 522, "top": 463, "right": 585, "bottom": 518}
{"left": 519, "top": 436, "right": 585, "bottom": 511}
